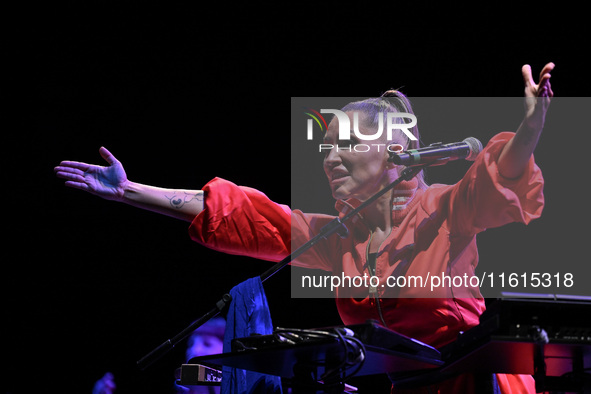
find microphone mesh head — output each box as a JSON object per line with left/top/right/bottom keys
{"left": 463, "top": 137, "right": 483, "bottom": 161}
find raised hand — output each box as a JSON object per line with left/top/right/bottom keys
{"left": 54, "top": 147, "right": 128, "bottom": 201}
{"left": 522, "top": 62, "right": 554, "bottom": 131}
{"left": 498, "top": 62, "right": 556, "bottom": 180}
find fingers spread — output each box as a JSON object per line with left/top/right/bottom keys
{"left": 523, "top": 62, "right": 555, "bottom": 98}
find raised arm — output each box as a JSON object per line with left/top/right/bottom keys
{"left": 54, "top": 147, "right": 203, "bottom": 222}
{"left": 497, "top": 62, "right": 555, "bottom": 179}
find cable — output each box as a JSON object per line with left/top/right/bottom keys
{"left": 272, "top": 327, "right": 366, "bottom": 386}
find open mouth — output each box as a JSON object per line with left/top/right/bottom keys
{"left": 331, "top": 171, "right": 349, "bottom": 182}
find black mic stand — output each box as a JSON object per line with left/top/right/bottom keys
{"left": 136, "top": 163, "right": 430, "bottom": 371}
{"left": 258, "top": 163, "right": 429, "bottom": 282}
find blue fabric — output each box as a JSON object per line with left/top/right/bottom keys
{"left": 221, "top": 277, "right": 282, "bottom": 394}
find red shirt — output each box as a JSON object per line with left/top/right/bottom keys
{"left": 189, "top": 132, "right": 544, "bottom": 393}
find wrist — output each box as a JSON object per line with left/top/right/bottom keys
{"left": 120, "top": 180, "right": 140, "bottom": 204}
{"left": 523, "top": 97, "right": 550, "bottom": 133}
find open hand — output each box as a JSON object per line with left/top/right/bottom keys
{"left": 54, "top": 147, "right": 128, "bottom": 201}
{"left": 522, "top": 62, "right": 554, "bottom": 130}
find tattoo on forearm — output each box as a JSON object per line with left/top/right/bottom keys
{"left": 164, "top": 191, "right": 204, "bottom": 209}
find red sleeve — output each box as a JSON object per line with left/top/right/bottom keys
{"left": 446, "top": 132, "right": 545, "bottom": 235}
{"left": 188, "top": 177, "right": 338, "bottom": 271}
{"left": 290, "top": 210, "right": 340, "bottom": 272}
{"left": 188, "top": 177, "right": 292, "bottom": 262}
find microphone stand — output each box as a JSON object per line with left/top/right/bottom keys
{"left": 259, "top": 164, "right": 429, "bottom": 282}
{"left": 136, "top": 163, "right": 430, "bottom": 371}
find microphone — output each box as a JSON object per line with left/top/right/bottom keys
{"left": 389, "top": 137, "right": 483, "bottom": 166}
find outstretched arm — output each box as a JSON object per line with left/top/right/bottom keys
{"left": 54, "top": 147, "right": 203, "bottom": 222}
{"left": 497, "top": 62, "right": 555, "bottom": 179}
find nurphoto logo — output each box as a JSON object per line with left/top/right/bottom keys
{"left": 304, "top": 108, "right": 418, "bottom": 154}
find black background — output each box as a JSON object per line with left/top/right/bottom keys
{"left": 6, "top": 2, "right": 589, "bottom": 393}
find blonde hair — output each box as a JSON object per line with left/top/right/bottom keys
{"left": 340, "top": 90, "right": 428, "bottom": 189}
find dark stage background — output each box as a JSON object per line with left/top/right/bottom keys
{"left": 6, "top": 3, "right": 589, "bottom": 393}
